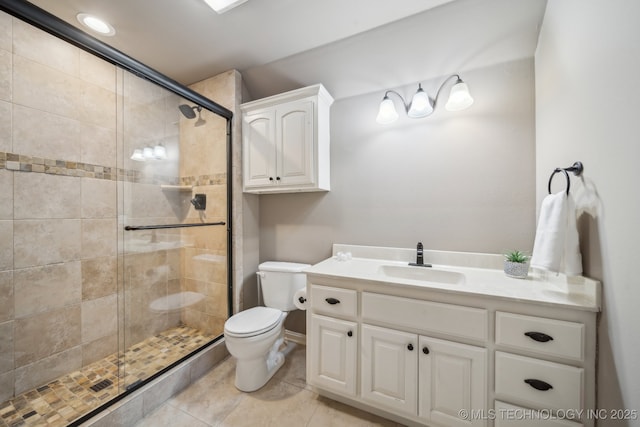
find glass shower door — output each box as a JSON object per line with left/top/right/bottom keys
{"left": 118, "top": 69, "right": 229, "bottom": 389}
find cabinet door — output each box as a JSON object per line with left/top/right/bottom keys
{"left": 308, "top": 314, "right": 357, "bottom": 396}
{"left": 361, "top": 324, "right": 418, "bottom": 415}
{"left": 419, "top": 336, "right": 487, "bottom": 427}
{"left": 276, "top": 100, "right": 314, "bottom": 186}
{"left": 243, "top": 109, "right": 276, "bottom": 188}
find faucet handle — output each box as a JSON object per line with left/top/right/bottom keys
{"left": 417, "top": 242, "right": 423, "bottom": 251}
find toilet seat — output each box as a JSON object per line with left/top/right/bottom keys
{"left": 224, "top": 306, "right": 283, "bottom": 338}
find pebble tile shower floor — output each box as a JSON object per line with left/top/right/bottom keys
{"left": 0, "top": 326, "right": 214, "bottom": 427}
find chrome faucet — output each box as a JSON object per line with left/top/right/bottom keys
{"left": 409, "top": 242, "right": 432, "bottom": 267}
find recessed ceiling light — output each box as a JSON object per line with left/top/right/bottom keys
{"left": 203, "top": 0, "right": 249, "bottom": 14}
{"left": 76, "top": 13, "right": 116, "bottom": 36}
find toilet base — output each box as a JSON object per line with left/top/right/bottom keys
{"left": 234, "top": 350, "right": 285, "bottom": 392}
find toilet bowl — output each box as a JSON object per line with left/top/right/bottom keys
{"left": 224, "top": 261, "right": 309, "bottom": 392}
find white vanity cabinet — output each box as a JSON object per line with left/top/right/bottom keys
{"left": 305, "top": 255, "right": 598, "bottom": 427}
{"left": 241, "top": 84, "right": 333, "bottom": 194}
{"left": 307, "top": 282, "right": 490, "bottom": 426}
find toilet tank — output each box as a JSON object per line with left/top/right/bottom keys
{"left": 258, "top": 261, "right": 310, "bottom": 311}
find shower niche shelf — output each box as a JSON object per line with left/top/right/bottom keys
{"left": 160, "top": 184, "right": 192, "bottom": 192}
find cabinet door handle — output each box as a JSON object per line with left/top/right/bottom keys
{"left": 524, "top": 379, "right": 553, "bottom": 391}
{"left": 298, "top": 296, "right": 306, "bottom": 303}
{"left": 269, "top": 177, "right": 274, "bottom": 181}
{"left": 276, "top": 176, "right": 281, "bottom": 181}
{"left": 407, "top": 343, "right": 414, "bottom": 351}
{"left": 325, "top": 297, "right": 340, "bottom": 305}
{"left": 422, "top": 347, "right": 430, "bottom": 355}
{"left": 347, "top": 331, "right": 353, "bottom": 337}
{"left": 524, "top": 331, "right": 554, "bottom": 342}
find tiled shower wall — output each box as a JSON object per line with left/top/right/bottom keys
{"left": 0, "top": 11, "right": 231, "bottom": 403}
{"left": 0, "top": 14, "right": 121, "bottom": 402}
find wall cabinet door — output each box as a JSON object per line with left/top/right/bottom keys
{"left": 242, "top": 109, "right": 276, "bottom": 188}
{"left": 361, "top": 324, "right": 418, "bottom": 415}
{"left": 308, "top": 314, "right": 357, "bottom": 396}
{"left": 276, "top": 100, "right": 314, "bottom": 186}
{"left": 419, "top": 336, "right": 488, "bottom": 427}
{"left": 241, "top": 84, "right": 332, "bottom": 193}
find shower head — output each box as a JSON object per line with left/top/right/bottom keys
{"left": 178, "top": 104, "right": 198, "bottom": 119}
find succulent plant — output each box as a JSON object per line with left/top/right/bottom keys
{"left": 504, "top": 250, "right": 529, "bottom": 264}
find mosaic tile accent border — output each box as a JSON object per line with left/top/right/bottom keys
{"left": 0, "top": 325, "right": 215, "bottom": 427}
{"left": 0, "top": 151, "right": 226, "bottom": 186}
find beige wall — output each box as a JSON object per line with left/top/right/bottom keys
{"left": 258, "top": 57, "right": 537, "bottom": 333}
{"left": 536, "top": 0, "right": 640, "bottom": 421}
{"left": 259, "top": 58, "right": 536, "bottom": 262}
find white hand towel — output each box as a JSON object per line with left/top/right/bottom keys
{"left": 530, "top": 192, "right": 582, "bottom": 276}
{"left": 563, "top": 194, "right": 583, "bottom": 276}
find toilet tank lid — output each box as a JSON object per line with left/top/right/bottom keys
{"left": 259, "top": 261, "right": 310, "bottom": 273}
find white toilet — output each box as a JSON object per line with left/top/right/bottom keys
{"left": 224, "top": 261, "right": 310, "bottom": 392}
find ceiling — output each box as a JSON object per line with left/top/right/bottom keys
{"left": 27, "top": 0, "right": 548, "bottom": 101}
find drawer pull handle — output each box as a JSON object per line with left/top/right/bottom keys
{"left": 422, "top": 347, "right": 430, "bottom": 355}
{"left": 524, "top": 331, "right": 554, "bottom": 342}
{"left": 298, "top": 296, "right": 306, "bottom": 303}
{"left": 347, "top": 331, "right": 353, "bottom": 337}
{"left": 407, "top": 344, "right": 414, "bottom": 351}
{"left": 325, "top": 297, "right": 341, "bottom": 305}
{"left": 524, "top": 379, "right": 553, "bottom": 391}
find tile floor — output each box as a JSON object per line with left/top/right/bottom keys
{"left": 0, "top": 326, "right": 214, "bottom": 427}
{"left": 135, "top": 345, "right": 405, "bottom": 427}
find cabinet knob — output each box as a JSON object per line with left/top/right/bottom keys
{"left": 325, "top": 297, "right": 340, "bottom": 305}
{"left": 269, "top": 177, "right": 274, "bottom": 181}
{"left": 407, "top": 343, "right": 414, "bottom": 351}
{"left": 524, "top": 379, "right": 553, "bottom": 391}
{"left": 347, "top": 331, "right": 353, "bottom": 337}
{"left": 298, "top": 296, "right": 306, "bottom": 303}
{"left": 276, "top": 176, "right": 281, "bottom": 181}
{"left": 422, "top": 347, "right": 430, "bottom": 355}
{"left": 524, "top": 331, "right": 554, "bottom": 342}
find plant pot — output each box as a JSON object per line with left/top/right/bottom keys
{"left": 504, "top": 261, "right": 529, "bottom": 279}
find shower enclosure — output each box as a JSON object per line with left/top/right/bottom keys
{"left": 0, "top": 3, "right": 232, "bottom": 425}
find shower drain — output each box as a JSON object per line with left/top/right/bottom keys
{"left": 90, "top": 379, "right": 113, "bottom": 392}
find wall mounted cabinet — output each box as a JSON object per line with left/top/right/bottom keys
{"left": 241, "top": 84, "right": 334, "bottom": 194}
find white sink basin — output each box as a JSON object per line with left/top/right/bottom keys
{"left": 378, "top": 264, "right": 465, "bottom": 285}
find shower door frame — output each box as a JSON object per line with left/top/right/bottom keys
{"left": 0, "top": 0, "right": 235, "bottom": 423}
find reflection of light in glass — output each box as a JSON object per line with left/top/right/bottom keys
{"left": 143, "top": 147, "right": 154, "bottom": 159}
{"left": 153, "top": 144, "right": 167, "bottom": 159}
{"left": 130, "top": 149, "right": 145, "bottom": 161}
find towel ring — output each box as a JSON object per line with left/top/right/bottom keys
{"left": 547, "top": 161, "right": 584, "bottom": 195}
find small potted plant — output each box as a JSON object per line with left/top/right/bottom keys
{"left": 503, "top": 250, "right": 530, "bottom": 279}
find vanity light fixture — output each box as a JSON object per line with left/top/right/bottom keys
{"left": 76, "top": 13, "right": 116, "bottom": 36}
{"left": 203, "top": 0, "right": 249, "bottom": 14}
{"left": 376, "top": 74, "right": 474, "bottom": 124}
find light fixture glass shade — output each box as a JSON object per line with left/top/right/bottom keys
{"left": 153, "top": 144, "right": 167, "bottom": 160}
{"left": 203, "top": 0, "right": 249, "bottom": 13}
{"left": 407, "top": 86, "right": 434, "bottom": 118}
{"left": 376, "top": 96, "right": 399, "bottom": 124}
{"left": 130, "top": 149, "right": 145, "bottom": 162}
{"left": 445, "top": 80, "right": 474, "bottom": 111}
{"left": 143, "top": 146, "right": 154, "bottom": 159}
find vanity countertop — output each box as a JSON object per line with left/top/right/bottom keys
{"left": 304, "top": 244, "right": 601, "bottom": 312}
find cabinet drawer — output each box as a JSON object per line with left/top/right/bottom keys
{"left": 496, "top": 312, "right": 584, "bottom": 361}
{"left": 495, "top": 352, "right": 583, "bottom": 412}
{"left": 362, "top": 292, "right": 487, "bottom": 341}
{"left": 310, "top": 285, "right": 357, "bottom": 319}
{"left": 494, "top": 401, "right": 583, "bottom": 427}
